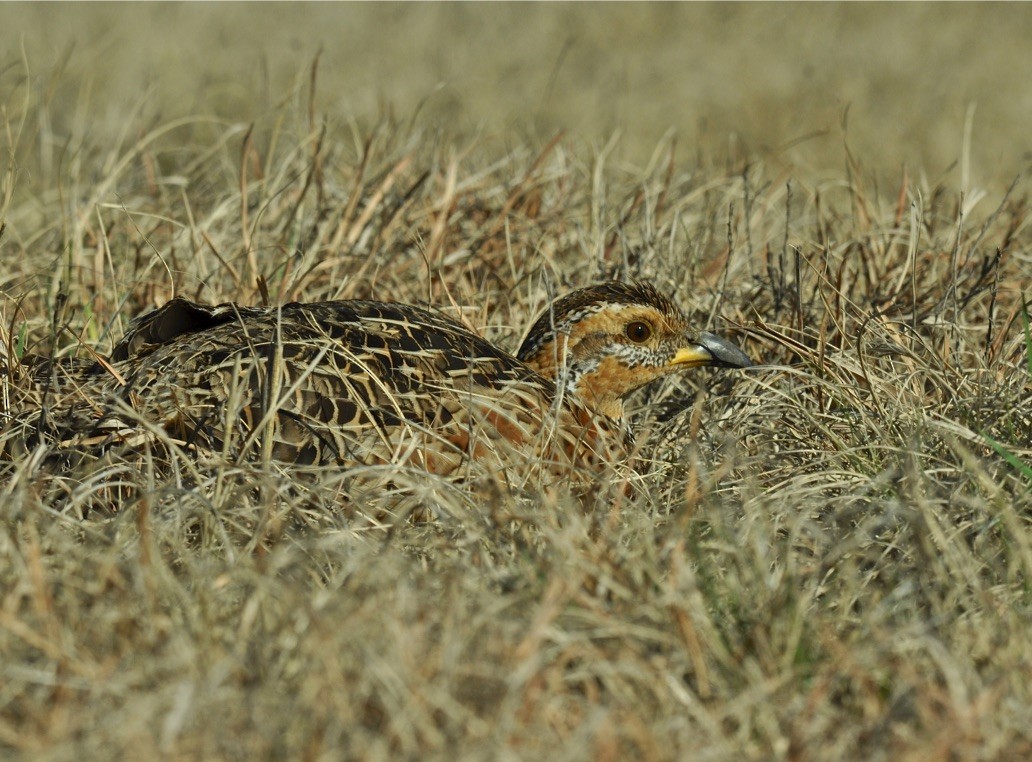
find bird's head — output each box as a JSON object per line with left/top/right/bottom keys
{"left": 517, "top": 281, "right": 753, "bottom": 419}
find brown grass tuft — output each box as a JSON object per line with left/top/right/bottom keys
{"left": 1, "top": 56, "right": 1030, "bottom": 760}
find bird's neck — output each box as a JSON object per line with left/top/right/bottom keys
{"left": 524, "top": 345, "right": 626, "bottom": 421}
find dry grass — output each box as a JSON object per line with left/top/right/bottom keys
{"left": 2, "top": 43, "right": 1032, "bottom": 761}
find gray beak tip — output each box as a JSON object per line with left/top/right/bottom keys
{"left": 698, "top": 332, "right": 754, "bottom": 369}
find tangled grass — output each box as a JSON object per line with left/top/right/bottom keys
{"left": 1, "top": 64, "right": 1030, "bottom": 760}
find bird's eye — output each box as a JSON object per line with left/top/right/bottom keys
{"left": 625, "top": 321, "right": 652, "bottom": 343}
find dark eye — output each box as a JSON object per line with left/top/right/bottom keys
{"left": 625, "top": 321, "right": 652, "bottom": 343}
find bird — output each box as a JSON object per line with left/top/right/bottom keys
{"left": 22, "top": 281, "right": 753, "bottom": 483}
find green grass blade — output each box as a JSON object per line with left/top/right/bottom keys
{"left": 982, "top": 431, "right": 1032, "bottom": 484}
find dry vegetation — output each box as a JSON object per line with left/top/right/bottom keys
{"left": 2, "top": 51, "right": 1031, "bottom": 761}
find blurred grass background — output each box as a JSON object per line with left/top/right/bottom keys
{"left": 4, "top": 2, "right": 1030, "bottom": 185}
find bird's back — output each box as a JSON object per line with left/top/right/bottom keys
{"left": 45, "top": 298, "right": 614, "bottom": 480}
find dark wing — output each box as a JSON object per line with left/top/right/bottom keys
{"left": 109, "top": 298, "right": 269, "bottom": 363}
{"left": 82, "top": 300, "right": 567, "bottom": 473}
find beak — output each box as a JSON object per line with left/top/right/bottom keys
{"left": 671, "top": 332, "right": 753, "bottom": 369}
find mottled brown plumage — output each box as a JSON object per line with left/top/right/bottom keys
{"left": 26, "top": 282, "right": 752, "bottom": 480}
